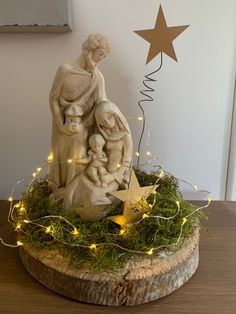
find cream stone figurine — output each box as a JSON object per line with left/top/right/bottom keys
{"left": 86, "top": 134, "right": 108, "bottom": 187}
{"left": 48, "top": 34, "right": 133, "bottom": 214}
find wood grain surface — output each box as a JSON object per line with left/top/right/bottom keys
{"left": 0, "top": 200, "right": 236, "bottom": 314}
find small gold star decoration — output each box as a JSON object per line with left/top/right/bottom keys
{"left": 134, "top": 5, "right": 189, "bottom": 64}
{"left": 107, "top": 170, "right": 158, "bottom": 226}
{"left": 74, "top": 200, "right": 108, "bottom": 222}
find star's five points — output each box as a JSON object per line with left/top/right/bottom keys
{"left": 134, "top": 5, "right": 189, "bottom": 64}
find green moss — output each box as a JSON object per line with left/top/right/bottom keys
{"left": 15, "top": 171, "right": 206, "bottom": 272}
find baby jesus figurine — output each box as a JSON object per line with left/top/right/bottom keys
{"left": 84, "top": 134, "right": 109, "bottom": 187}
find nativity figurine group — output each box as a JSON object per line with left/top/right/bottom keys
{"left": 48, "top": 33, "right": 133, "bottom": 215}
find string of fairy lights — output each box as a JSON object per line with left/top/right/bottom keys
{"left": 0, "top": 50, "right": 212, "bottom": 257}
{"left": 0, "top": 148, "right": 211, "bottom": 256}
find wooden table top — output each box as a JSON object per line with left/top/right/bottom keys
{"left": 0, "top": 200, "right": 236, "bottom": 314}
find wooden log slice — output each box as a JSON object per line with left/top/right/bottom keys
{"left": 19, "top": 229, "right": 200, "bottom": 306}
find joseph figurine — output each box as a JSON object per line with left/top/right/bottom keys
{"left": 48, "top": 34, "right": 111, "bottom": 198}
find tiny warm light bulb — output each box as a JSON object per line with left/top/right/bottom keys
{"left": 176, "top": 200, "right": 180, "bottom": 209}
{"left": 143, "top": 213, "right": 149, "bottom": 219}
{"left": 90, "top": 244, "right": 97, "bottom": 250}
{"left": 120, "top": 229, "right": 125, "bottom": 235}
{"left": 193, "top": 185, "right": 198, "bottom": 191}
{"left": 23, "top": 220, "right": 30, "bottom": 224}
{"left": 32, "top": 172, "right": 37, "bottom": 178}
{"left": 8, "top": 197, "right": 13, "bottom": 202}
{"left": 14, "top": 203, "right": 20, "bottom": 208}
{"left": 137, "top": 116, "right": 143, "bottom": 121}
{"left": 117, "top": 163, "right": 121, "bottom": 168}
{"left": 135, "top": 152, "right": 140, "bottom": 157}
{"left": 45, "top": 226, "right": 52, "bottom": 233}
{"left": 16, "top": 223, "right": 21, "bottom": 230}
{"left": 48, "top": 154, "right": 53, "bottom": 161}
{"left": 152, "top": 191, "right": 157, "bottom": 195}
{"left": 148, "top": 204, "right": 153, "bottom": 208}
{"left": 159, "top": 170, "right": 165, "bottom": 178}
{"left": 146, "top": 151, "right": 152, "bottom": 156}
{"left": 208, "top": 197, "right": 212, "bottom": 204}
{"left": 147, "top": 248, "right": 154, "bottom": 255}
{"left": 19, "top": 207, "right": 25, "bottom": 213}
{"left": 182, "top": 218, "right": 188, "bottom": 226}
{"left": 37, "top": 167, "right": 42, "bottom": 172}
{"left": 17, "top": 241, "right": 23, "bottom": 246}
{"left": 67, "top": 159, "right": 73, "bottom": 163}
{"left": 71, "top": 228, "right": 79, "bottom": 236}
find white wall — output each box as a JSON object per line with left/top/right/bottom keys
{"left": 0, "top": 0, "right": 236, "bottom": 200}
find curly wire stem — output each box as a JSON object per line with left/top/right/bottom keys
{"left": 136, "top": 52, "right": 163, "bottom": 168}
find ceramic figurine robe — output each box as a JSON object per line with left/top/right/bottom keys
{"left": 48, "top": 33, "right": 133, "bottom": 213}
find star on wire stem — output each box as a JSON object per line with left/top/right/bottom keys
{"left": 107, "top": 170, "right": 158, "bottom": 226}
{"left": 134, "top": 5, "right": 189, "bottom": 64}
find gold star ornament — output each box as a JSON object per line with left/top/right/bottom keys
{"left": 107, "top": 201, "right": 150, "bottom": 227}
{"left": 110, "top": 170, "right": 158, "bottom": 204}
{"left": 107, "top": 170, "right": 158, "bottom": 226}
{"left": 134, "top": 5, "right": 189, "bottom": 64}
